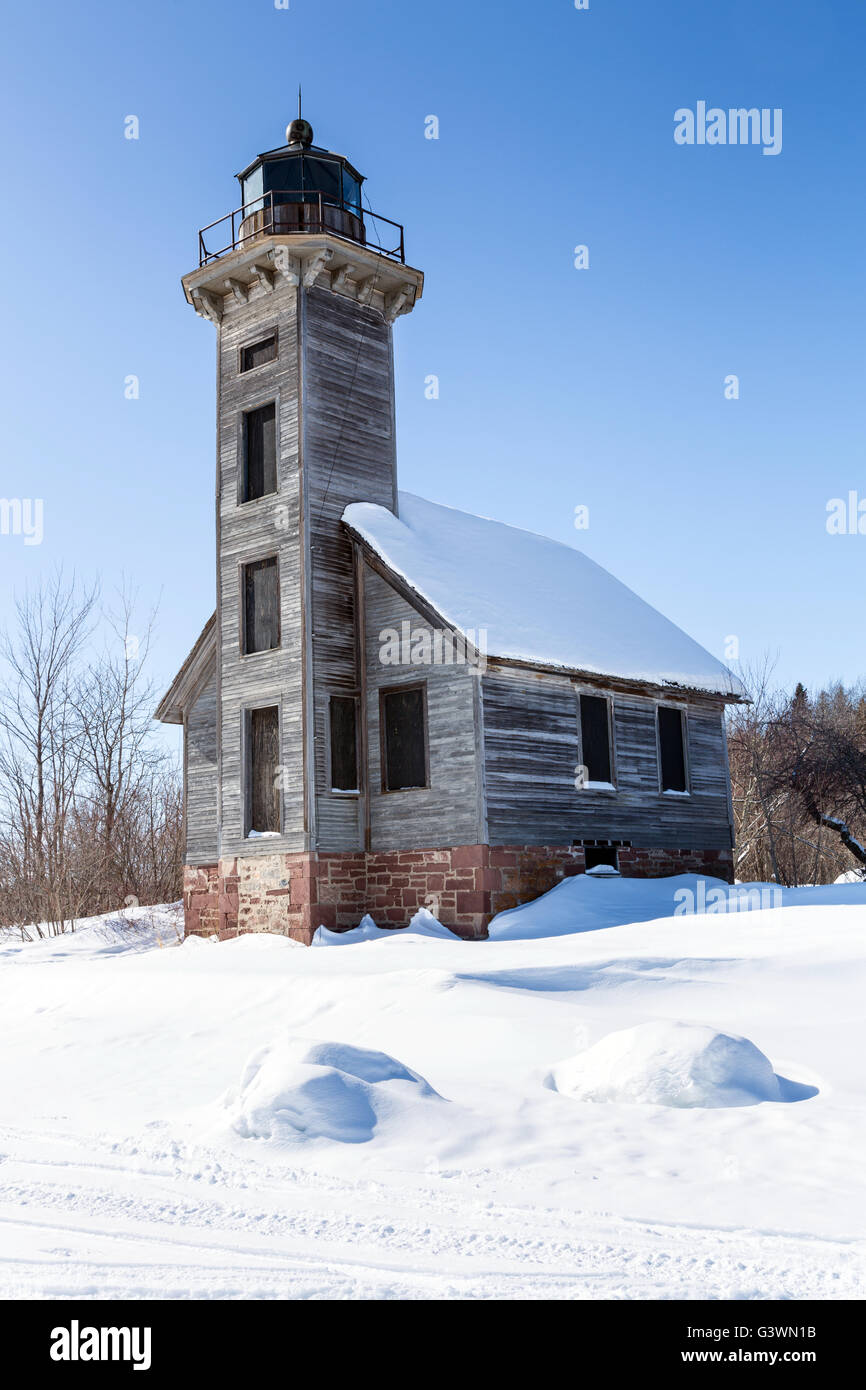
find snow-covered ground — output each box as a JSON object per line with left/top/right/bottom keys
{"left": 1, "top": 878, "right": 865, "bottom": 1301}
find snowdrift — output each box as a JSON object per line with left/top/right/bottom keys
{"left": 223, "top": 1037, "right": 442, "bottom": 1144}
{"left": 313, "top": 909, "right": 460, "bottom": 946}
{"left": 0, "top": 902, "right": 184, "bottom": 961}
{"left": 552, "top": 1021, "right": 805, "bottom": 1108}
{"left": 488, "top": 871, "right": 866, "bottom": 941}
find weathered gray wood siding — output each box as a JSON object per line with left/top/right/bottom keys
{"left": 482, "top": 666, "right": 733, "bottom": 849}
{"left": 301, "top": 287, "right": 398, "bottom": 851}
{"left": 208, "top": 260, "right": 731, "bottom": 869}
{"left": 215, "top": 281, "right": 305, "bottom": 857}
{"left": 364, "top": 569, "right": 484, "bottom": 851}
{"left": 214, "top": 275, "right": 402, "bottom": 858}
{"left": 185, "top": 666, "right": 218, "bottom": 864}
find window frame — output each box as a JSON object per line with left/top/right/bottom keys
{"left": 378, "top": 680, "right": 430, "bottom": 794}
{"left": 238, "top": 328, "right": 278, "bottom": 376}
{"left": 656, "top": 701, "right": 691, "bottom": 796}
{"left": 240, "top": 553, "right": 281, "bottom": 657}
{"left": 327, "top": 693, "right": 360, "bottom": 797}
{"left": 575, "top": 687, "right": 617, "bottom": 791}
{"left": 237, "top": 395, "right": 279, "bottom": 506}
{"left": 242, "top": 699, "right": 283, "bottom": 839}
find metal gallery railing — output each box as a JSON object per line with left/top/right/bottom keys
{"left": 197, "top": 189, "right": 406, "bottom": 267}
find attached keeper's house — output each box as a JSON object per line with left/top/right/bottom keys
{"left": 156, "top": 115, "right": 743, "bottom": 943}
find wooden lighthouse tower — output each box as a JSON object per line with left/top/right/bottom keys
{"left": 159, "top": 114, "right": 423, "bottom": 940}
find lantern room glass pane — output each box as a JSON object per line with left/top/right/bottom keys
{"left": 303, "top": 158, "right": 342, "bottom": 203}
{"left": 341, "top": 170, "right": 361, "bottom": 212}
{"left": 263, "top": 157, "right": 304, "bottom": 202}
{"left": 241, "top": 165, "right": 263, "bottom": 212}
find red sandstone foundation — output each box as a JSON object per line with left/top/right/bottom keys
{"left": 183, "top": 845, "right": 735, "bottom": 945}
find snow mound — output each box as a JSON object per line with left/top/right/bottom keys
{"left": 489, "top": 873, "right": 730, "bottom": 941}
{"left": 221, "top": 932, "right": 306, "bottom": 950}
{"left": 488, "top": 871, "right": 866, "bottom": 940}
{"left": 224, "top": 1037, "right": 441, "bottom": 1144}
{"left": 313, "top": 908, "right": 460, "bottom": 946}
{"left": 551, "top": 1022, "right": 785, "bottom": 1108}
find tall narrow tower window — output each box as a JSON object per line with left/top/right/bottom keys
{"left": 579, "top": 694, "right": 613, "bottom": 786}
{"left": 245, "top": 705, "right": 281, "bottom": 835}
{"left": 658, "top": 706, "right": 688, "bottom": 793}
{"left": 329, "top": 696, "right": 359, "bottom": 793}
{"left": 242, "top": 402, "right": 277, "bottom": 501}
{"left": 242, "top": 557, "right": 280, "bottom": 654}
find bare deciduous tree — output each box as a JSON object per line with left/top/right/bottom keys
{"left": 728, "top": 660, "right": 866, "bottom": 886}
{"left": 0, "top": 572, "right": 96, "bottom": 934}
{"left": 0, "top": 572, "right": 183, "bottom": 936}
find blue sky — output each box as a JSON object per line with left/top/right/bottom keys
{"left": 0, "top": 0, "right": 863, "bottom": 738}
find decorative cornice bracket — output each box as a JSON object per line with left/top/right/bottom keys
{"left": 224, "top": 277, "right": 250, "bottom": 305}
{"left": 384, "top": 285, "right": 413, "bottom": 323}
{"left": 329, "top": 263, "right": 355, "bottom": 296}
{"left": 192, "top": 289, "right": 224, "bottom": 323}
{"left": 355, "top": 276, "right": 377, "bottom": 305}
{"left": 273, "top": 248, "right": 301, "bottom": 285}
{"left": 301, "top": 247, "right": 333, "bottom": 287}
{"left": 251, "top": 260, "right": 276, "bottom": 291}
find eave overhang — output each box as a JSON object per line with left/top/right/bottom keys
{"left": 182, "top": 233, "right": 423, "bottom": 326}
{"left": 154, "top": 613, "right": 217, "bottom": 725}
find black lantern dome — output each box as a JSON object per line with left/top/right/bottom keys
{"left": 285, "top": 117, "right": 313, "bottom": 148}
{"left": 236, "top": 116, "right": 366, "bottom": 246}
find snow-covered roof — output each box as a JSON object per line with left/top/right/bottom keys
{"left": 342, "top": 492, "right": 744, "bottom": 699}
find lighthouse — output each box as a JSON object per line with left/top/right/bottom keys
{"left": 158, "top": 114, "right": 740, "bottom": 944}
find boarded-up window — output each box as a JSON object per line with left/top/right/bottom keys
{"left": 240, "top": 334, "right": 277, "bottom": 373}
{"left": 658, "top": 707, "right": 688, "bottom": 792}
{"left": 242, "top": 402, "right": 276, "bottom": 501}
{"left": 243, "top": 557, "right": 280, "bottom": 654}
{"left": 381, "top": 685, "right": 427, "bottom": 792}
{"left": 329, "top": 696, "right": 358, "bottom": 792}
{"left": 579, "top": 694, "right": 612, "bottom": 784}
{"left": 246, "top": 706, "right": 280, "bottom": 834}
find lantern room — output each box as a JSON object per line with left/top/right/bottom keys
{"left": 236, "top": 117, "right": 366, "bottom": 246}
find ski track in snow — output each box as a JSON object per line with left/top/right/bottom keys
{"left": 0, "top": 1125, "right": 860, "bottom": 1301}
